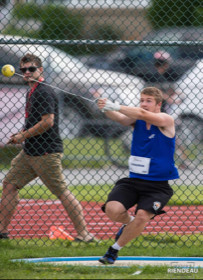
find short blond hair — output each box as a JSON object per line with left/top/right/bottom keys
{"left": 141, "top": 87, "right": 163, "bottom": 104}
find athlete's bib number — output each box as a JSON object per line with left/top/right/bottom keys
{"left": 129, "top": 155, "right": 151, "bottom": 174}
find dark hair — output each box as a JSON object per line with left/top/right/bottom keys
{"left": 20, "top": 53, "right": 42, "bottom": 67}
{"left": 141, "top": 87, "right": 163, "bottom": 104}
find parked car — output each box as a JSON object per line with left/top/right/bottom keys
{"left": 174, "top": 59, "right": 203, "bottom": 145}
{"left": 167, "top": 59, "right": 203, "bottom": 168}
{"left": 0, "top": 35, "right": 145, "bottom": 144}
{"left": 83, "top": 27, "right": 203, "bottom": 81}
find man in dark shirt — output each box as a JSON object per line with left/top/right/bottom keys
{"left": 0, "top": 53, "right": 96, "bottom": 242}
{"left": 146, "top": 51, "right": 186, "bottom": 110}
{"left": 142, "top": 51, "right": 182, "bottom": 83}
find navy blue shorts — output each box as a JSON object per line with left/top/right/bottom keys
{"left": 102, "top": 177, "right": 173, "bottom": 216}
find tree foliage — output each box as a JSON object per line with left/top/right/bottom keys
{"left": 147, "top": 0, "right": 203, "bottom": 29}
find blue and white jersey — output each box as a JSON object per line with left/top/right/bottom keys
{"left": 129, "top": 120, "right": 179, "bottom": 181}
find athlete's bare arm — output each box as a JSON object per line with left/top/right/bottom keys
{"left": 119, "top": 106, "right": 175, "bottom": 138}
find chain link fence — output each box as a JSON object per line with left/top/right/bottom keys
{"left": 0, "top": 0, "right": 202, "bottom": 246}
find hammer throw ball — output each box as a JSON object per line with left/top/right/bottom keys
{"left": 1, "top": 64, "right": 15, "bottom": 77}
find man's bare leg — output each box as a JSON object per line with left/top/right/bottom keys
{"left": 0, "top": 182, "right": 19, "bottom": 233}
{"left": 105, "top": 201, "right": 154, "bottom": 246}
{"left": 116, "top": 209, "right": 154, "bottom": 247}
{"left": 59, "top": 189, "right": 95, "bottom": 241}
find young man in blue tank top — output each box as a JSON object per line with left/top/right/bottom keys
{"left": 97, "top": 87, "right": 179, "bottom": 264}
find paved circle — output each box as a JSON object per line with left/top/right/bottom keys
{"left": 12, "top": 256, "right": 203, "bottom": 268}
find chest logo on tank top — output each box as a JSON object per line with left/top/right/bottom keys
{"left": 148, "top": 134, "right": 155, "bottom": 139}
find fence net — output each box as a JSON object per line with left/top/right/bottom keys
{"left": 0, "top": 0, "right": 202, "bottom": 247}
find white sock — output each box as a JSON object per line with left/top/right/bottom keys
{"left": 112, "top": 242, "right": 122, "bottom": 251}
{"left": 123, "top": 216, "right": 134, "bottom": 227}
{"left": 112, "top": 216, "right": 135, "bottom": 251}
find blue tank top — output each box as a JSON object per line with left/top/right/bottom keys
{"left": 129, "top": 120, "right": 179, "bottom": 181}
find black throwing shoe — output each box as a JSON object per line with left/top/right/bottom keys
{"left": 99, "top": 246, "right": 118, "bottom": 264}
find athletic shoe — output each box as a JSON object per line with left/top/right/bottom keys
{"left": 74, "top": 237, "right": 99, "bottom": 243}
{"left": 115, "top": 225, "right": 126, "bottom": 241}
{"left": 0, "top": 232, "right": 9, "bottom": 239}
{"left": 99, "top": 246, "right": 118, "bottom": 264}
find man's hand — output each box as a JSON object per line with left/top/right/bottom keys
{"left": 7, "top": 132, "right": 25, "bottom": 144}
{"left": 98, "top": 98, "right": 121, "bottom": 112}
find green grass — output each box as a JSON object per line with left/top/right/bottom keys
{"left": 62, "top": 137, "right": 109, "bottom": 168}
{"left": 0, "top": 137, "right": 202, "bottom": 278}
{"left": 0, "top": 137, "right": 109, "bottom": 170}
{"left": 0, "top": 183, "right": 201, "bottom": 206}
{"left": 0, "top": 146, "right": 21, "bottom": 169}
{"left": 169, "top": 185, "right": 203, "bottom": 205}
{"left": 0, "top": 235, "right": 202, "bottom": 279}
{"left": 0, "top": 136, "right": 202, "bottom": 170}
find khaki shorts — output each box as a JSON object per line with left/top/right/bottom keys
{"left": 4, "top": 150, "right": 67, "bottom": 197}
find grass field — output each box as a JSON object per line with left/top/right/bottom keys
{"left": 1, "top": 136, "right": 202, "bottom": 169}
{"left": 0, "top": 137, "right": 109, "bottom": 169}
{"left": 0, "top": 183, "right": 200, "bottom": 206}
{"left": 0, "top": 235, "right": 202, "bottom": 279}
{"left": 0, "top": 137, "right": 202, "bottom": 279}
{"left": 0, "top": 182, "right": 202, "bottom": 279}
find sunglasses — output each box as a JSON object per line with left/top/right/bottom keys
{"left": 20, "top": 66, "right": 39, "bottom": 73}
